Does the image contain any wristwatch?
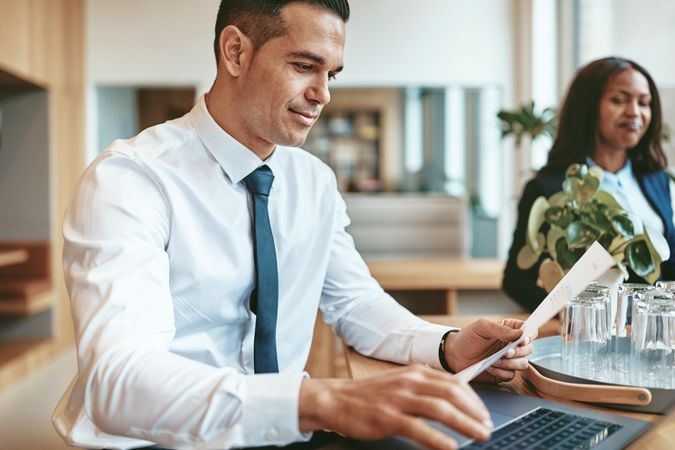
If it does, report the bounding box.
[438,329,461,373]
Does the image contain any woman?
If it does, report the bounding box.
[503,57,675,311]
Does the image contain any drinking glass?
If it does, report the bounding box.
[655,280,675,293]
[631,296,675,389]
[562,293,610,380]
[583,282,611,337]
[613,283,656,380]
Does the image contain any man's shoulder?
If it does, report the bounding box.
[102,116,198,163]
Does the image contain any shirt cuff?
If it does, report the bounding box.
[411,322,458,369]
[240,371,312,446]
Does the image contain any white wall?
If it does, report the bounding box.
[86,0,218,94]
[86,0,515,95]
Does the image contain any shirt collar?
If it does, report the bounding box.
[586,157,633,183]
[189,94,277,185]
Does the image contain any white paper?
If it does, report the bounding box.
[455,241,615,382]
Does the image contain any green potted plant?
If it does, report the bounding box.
[516,163,670,291]
[497,101,557,146]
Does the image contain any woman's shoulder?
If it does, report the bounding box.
[523,167,566,197]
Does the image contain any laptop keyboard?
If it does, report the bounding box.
[459,407,622,450]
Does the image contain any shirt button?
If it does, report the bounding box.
[264,428,278,441]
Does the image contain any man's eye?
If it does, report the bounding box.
[294,63,312,72]
[328,72,337,81]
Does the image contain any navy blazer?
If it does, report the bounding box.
[503,166,675,311]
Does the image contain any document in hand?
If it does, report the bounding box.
[455,241,615,382]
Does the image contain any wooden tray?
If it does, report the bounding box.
[525,336,675,414]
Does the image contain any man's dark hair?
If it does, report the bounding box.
[545,56,666,173]
[213,0,350,63]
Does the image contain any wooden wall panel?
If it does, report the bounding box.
[0,0,85,388]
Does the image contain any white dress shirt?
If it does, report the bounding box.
[52,96,451,450]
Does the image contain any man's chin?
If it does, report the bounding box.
[277,132,309,148]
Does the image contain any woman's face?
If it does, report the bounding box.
[597,68,652,153]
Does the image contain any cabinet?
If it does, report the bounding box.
[0,0,84,389]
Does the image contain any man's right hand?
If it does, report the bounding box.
[298,364,492,450]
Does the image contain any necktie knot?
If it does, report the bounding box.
[244,166,274,196]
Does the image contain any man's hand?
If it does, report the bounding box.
[444,319,537,383]
[299,365,492,450]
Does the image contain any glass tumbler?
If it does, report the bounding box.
[613,284,655,376]
[562,293,610,380]
[583,283,611,337]
[655,280,675,293]
[631,296,675,389]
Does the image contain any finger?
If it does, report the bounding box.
[402,395,491,442]
[492,357,529,371]
[398,416,460,450]
[500,318,525,330]
[479,321,523,343]
[414,370,491,424]
[485,366,516,381]
[507,343,534,359]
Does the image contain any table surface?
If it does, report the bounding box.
[343,314,675,450]
[365,258,503,290]
[0,249,28,268]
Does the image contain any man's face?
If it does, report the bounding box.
[238,3,345,152]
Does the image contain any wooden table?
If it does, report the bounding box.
[366,258,503,313]
[0,249,28,268]
[344,314,674,450]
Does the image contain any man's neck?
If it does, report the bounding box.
[205,89,275,160]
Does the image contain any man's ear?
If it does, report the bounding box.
[217,25,253,77]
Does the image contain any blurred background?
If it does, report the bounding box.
[1,0,675,448]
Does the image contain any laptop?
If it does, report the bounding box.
[321,386,659,450]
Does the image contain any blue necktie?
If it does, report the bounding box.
[243,166,279,373]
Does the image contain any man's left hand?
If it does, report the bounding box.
[443,318,537,383]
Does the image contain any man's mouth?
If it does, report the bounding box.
[289,108,319,126]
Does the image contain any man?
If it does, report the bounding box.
[53,1,535,449]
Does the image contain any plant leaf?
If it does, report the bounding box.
[588,166,604,184]
[517,245,540,270]
[644,225,671,261]
[593,190,622,210]
[527,196,549,251]
[539,259,565,293]
[555,238,585,270]
[576,174,600,203]
[567,222,600,249]
[611,214,634,239]
[625,239,656,279]
[566,164,583,178]
[546,225,566,259]
[548,191,569,207]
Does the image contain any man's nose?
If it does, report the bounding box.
[307,76,331,106]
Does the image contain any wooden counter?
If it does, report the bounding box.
[344,314,674,450]
[366,258,503,313]
[0,249,28,268]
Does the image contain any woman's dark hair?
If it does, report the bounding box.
[213,0,350,64]
[545,57,666,173]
